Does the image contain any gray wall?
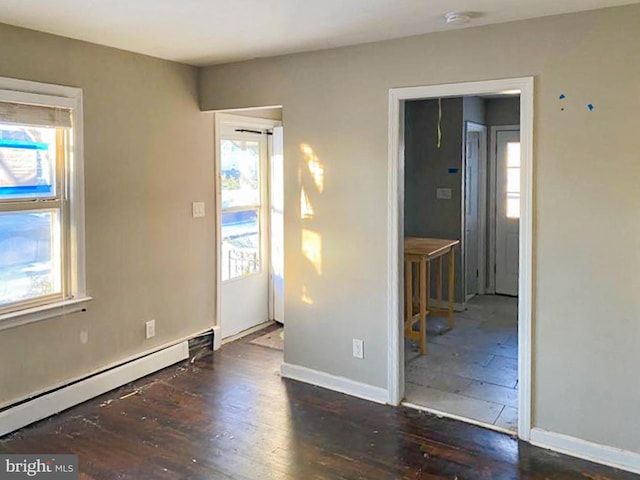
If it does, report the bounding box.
[485,97,520,126]
[404,98,465,303]
[404,96,489,304]
[198,4,640,454]
[463,96,486,125]
[0,23,215,407]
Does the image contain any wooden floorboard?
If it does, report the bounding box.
[0,325,637,479]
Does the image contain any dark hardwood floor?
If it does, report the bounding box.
[1,325,637,479]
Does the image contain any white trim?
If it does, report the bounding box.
[516,80,533,440]
[0,77,81,98]
[402,401,515,436]
[69,87,87,299]
[281,363,388,405]
[206,105,283,115]
[212,325,222,350]
[0,90,77,109]
[530,428,640,475]
[213,112,282,337]
[488,124,519,293]
[0,296,92,332]
[387,93,403,406]
[464,122,488,295]
[0,330,208,410]
[387,77,534,440]
[270,125,285,323]
[0,341,189,437]
[216,112,282,131]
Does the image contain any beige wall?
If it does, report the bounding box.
[200,4,640,453]
[0,24,215,406]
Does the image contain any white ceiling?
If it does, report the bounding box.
[0,0,637,66]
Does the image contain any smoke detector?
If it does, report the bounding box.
[444,12,472,25]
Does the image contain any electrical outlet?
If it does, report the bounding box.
[352,339,364,359]
[436,188,452,200]
[192,201,205,218]
[145,320,156,339]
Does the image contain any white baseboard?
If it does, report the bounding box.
[280,362,388,405]
[0,341,189,437]
[212,325,222,351]
[530,427,640,475]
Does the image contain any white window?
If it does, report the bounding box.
[0,77,88,328]
[505,141,521,219]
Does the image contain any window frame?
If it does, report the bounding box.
[0,77,90,331]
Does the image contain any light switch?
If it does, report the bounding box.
[436,188,452,200]
[192,201,205,218]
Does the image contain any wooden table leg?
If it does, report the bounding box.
[437,256,443,311]
[447,247,455,330]
[420,257,428,354]
[404,258,412,334]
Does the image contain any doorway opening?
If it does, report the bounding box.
[387,78,533,440]
[214,108,284,345]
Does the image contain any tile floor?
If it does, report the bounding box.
[404,294,518,431]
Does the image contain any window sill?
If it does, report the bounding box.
[0,297,92,332]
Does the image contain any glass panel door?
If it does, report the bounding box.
[220,138,262,281]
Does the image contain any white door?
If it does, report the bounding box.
[270,126,284,323]
[495,129,520,296]
[219,124,270,338]
[465,130,480,299]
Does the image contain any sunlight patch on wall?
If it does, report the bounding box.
[300,188,314,219]
[302,228,322,275]
[300,143,324,193]
[301,285,314,305]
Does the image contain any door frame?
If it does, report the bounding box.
[489,124,520,294]
[214,112,283,339]
[387,77,534,440]
[463,121,488,297]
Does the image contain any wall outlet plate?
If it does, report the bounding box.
[436,188,452,200]
[352,339,364,359]
[145,320,156,339]
[192,201,205,218]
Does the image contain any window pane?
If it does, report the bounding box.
[507,142,520,167]
[0,125,57,200]
[0,210,62,307]
[221,209,260,281]
[220,139,260,209]
[506,194,520,219]
[507,167,520,193]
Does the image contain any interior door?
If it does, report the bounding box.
[219,125,269,338]
[270,126,284,323]
[495,129,520,296]
[465,130,480,299]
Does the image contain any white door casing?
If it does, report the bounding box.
[270,126,285,323]
[495,129,521,296]
[464,129,480,299]
[387,77,534,441]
